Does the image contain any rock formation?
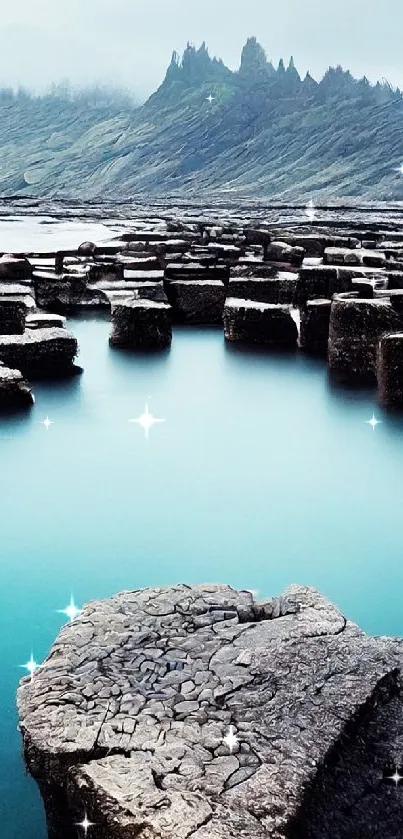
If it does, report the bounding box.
[17,583,403,839]
[377,332,403,407]
[328,292,403,381]
[224,299,298,347]
[0,327,78,375]
[110,299,172,349]
[164,280,226,323]
[0,363,34,407]
[299,298,332,355]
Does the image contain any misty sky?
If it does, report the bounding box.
[0,0,402,98]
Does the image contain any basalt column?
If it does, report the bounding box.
[110,299,172,349]
[377,332,403,408]
[328,292,403,381]
[300,299,332,355]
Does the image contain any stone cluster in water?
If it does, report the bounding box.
[3,211,403,405]
[17,584,403,838]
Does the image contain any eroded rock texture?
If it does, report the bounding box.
[17,584,403,839]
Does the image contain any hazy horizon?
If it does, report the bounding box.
[0,0,402,99]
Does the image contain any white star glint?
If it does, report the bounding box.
[395,163,403,175]
[75,813,95,836]
[40,416,54,431]
[206,94,215,104]
[222,725,239,754]
[58,595,82,623]
[386,766,403,786]
[21,653,39,682]
[305,199,317,221]
[366,413,382,431]
[128,402,165,439]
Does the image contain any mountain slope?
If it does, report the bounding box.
[0,39,403,201]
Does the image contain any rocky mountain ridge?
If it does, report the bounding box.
[0,38,402,201]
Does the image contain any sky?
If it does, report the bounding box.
[0,0,402,99]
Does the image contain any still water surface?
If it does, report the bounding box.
[1,222,403,838]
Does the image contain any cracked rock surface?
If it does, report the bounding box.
[17,584,403,838]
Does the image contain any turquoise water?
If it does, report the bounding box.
[2,310,403,836]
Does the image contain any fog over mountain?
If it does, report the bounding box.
[0,37,402,201]
[0,0,402,97]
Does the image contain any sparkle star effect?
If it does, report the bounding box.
[395,163,403,175]
[128,402,165,439]
[305,199,317,221]
[75,813,96,836]
[386,766,403,786]
[206,94,215,104]
[20,653,39,681]
[222,725,239,753]
[366,413,382,431]
[40,416,54,431]
[57,595,82,623]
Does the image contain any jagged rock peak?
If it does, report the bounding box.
[164,41,232,86]
[278,57,286,74]
[286,56,301,81]
[239,36,272,77]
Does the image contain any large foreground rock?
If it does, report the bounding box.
[110,299,172,349]
[17,584,403,839]
[224,298,298,346]
[0,327,78,374]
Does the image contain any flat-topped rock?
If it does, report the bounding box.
[227,275,297,305]
[110,299,172,349]
[0,327,78,374]
[17,583,403,839]
[324,247,386,268]
[0,364,34,407]
[25,313,66,330]
[165,280,226,324]
[328,292,403,380]
[296,266,350,305]
[224,298,298,346]
[33,271,109,311]
[165,263,230,284]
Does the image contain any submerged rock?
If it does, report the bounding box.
[0,327,78,375]
[110,299,172,349]
[0,364,33,407]
[17,583,403,839]
[224,298,298,346]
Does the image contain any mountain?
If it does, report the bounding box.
[0,39,403,201]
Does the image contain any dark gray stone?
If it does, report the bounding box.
[165,280,226,323]
[110,299,172,349]
[17,584,403,839]
[328,292,403,380]
[299,298,332,355]
[227,274,297,305]
[224,298,298,346]
[0,254,33,281]
[0,364,34,407]
[0,327,78,375]
[377,332,403,407]
[0,298,27,335]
